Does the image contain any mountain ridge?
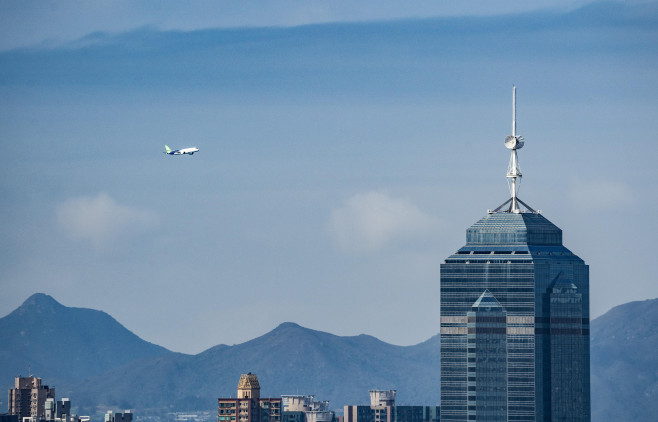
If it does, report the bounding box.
[590,297,658,421]
[0,293,171,385]
[2,293,657,420]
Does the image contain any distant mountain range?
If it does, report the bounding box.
[1,293,657,421]
[0,294,440,413]
[0,293,170,383]
[67,321,440,413]
[590,297,658,421]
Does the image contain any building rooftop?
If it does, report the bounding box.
[237,373,260,391]
[466,212,562,246]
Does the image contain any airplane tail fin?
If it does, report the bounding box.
[164,145,172,154]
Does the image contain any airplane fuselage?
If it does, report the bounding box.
[165,147,199,155]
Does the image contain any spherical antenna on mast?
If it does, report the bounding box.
[505,134,524,150]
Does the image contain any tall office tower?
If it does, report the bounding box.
[8,376,56,421]
[218,374,281,422]
[439,87,590,422]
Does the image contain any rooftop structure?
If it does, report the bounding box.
[237,373,260,400]
[344,390,438,422]
[281,395,334,422]
[368,391,396,408]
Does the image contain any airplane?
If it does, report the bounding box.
[164,145,199,155]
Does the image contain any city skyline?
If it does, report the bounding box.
[1,0,657,354]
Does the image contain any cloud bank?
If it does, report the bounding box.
[56,193,158,248]
[328,191,441,253]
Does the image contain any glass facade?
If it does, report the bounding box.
[440,212,590,422]
[467,291,508,421]
[547,278,585,421]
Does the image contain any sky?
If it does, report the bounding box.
[1,0,657,354]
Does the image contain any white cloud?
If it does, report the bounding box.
[328,191,441,253]
[568,179,632,211]
[56,193,158,248]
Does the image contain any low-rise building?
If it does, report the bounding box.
[344,390,439,422]
[281,396,335,422]
[7,376,89,422]
[8,377,55,422]
[105,410,132,422]
[218,374,281,422]
[45,398,71,421]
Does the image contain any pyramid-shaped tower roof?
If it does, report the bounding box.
[466,212,562,246]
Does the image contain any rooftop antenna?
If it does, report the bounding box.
[505,85,524,213]
[489,86,537,214]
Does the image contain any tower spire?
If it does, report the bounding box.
[490,86,537,214]
[505,85,523,213]
[512,85,517,138]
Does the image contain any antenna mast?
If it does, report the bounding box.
[505,85,524,213]
[490,86,537,215]
[512,85,516,137]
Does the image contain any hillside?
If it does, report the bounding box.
[590,298,658,421]
[0,293,172,388]
[3,293,658,421]
[67,322,441,412]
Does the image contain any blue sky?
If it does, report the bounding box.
[0,0,591,51]
[1,0,657,354]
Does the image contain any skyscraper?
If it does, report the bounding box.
[439,87,590,422]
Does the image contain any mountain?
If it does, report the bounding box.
[590,298,658,421]
[0,293,171,387]
[3,293,658,421]
[0,295,440,413]
[67,322,440,412]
